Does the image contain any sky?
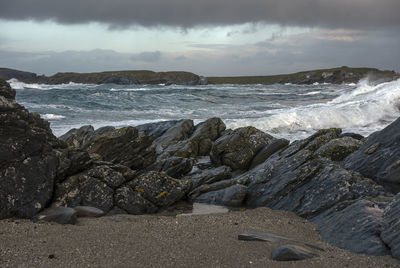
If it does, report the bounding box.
[0,0,399,76]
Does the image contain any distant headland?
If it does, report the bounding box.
[0,66,398,85]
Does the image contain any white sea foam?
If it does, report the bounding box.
[7,79,90,90]
[41,114,66,120]
[226,78,400,139]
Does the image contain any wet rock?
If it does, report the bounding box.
[194,184,247,207]
[114,186,158,214]
[149,156,195,178]
[189,176,250,200]
[53,166,119,213]
[85,126,156,170]
[59,125,95,148]
[0,79,63,219]
[129,171,190,207]
[381,193,400,259]
[340,132,364,141]
[73,206,104,217]
[35,207,77,224]
[153,120,194,152]
[271,245,318,261]
[186,165,232,190]
[315,137,363,161]
[249,138,289,169]
[344,117,400,192]
[312,199,390,256]
[136,120,181,138]
[210,126,274,171]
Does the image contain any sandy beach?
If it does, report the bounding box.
[1,207,399,268]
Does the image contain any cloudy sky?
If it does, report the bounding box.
[1,0,399,76]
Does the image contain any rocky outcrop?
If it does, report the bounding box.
[0,79,64,219]
[0,68,204,85]
[344,117,400,193]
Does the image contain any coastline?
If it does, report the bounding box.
[1,77,400,265]
[2,207,399,267]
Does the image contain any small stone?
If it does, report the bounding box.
[73,206,104,217]
[35,207,77,225]
[48,254,55,259]
[270,245,318,261]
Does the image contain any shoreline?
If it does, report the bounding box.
[2,207,399,267]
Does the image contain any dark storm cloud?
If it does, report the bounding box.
[1,0,399,29]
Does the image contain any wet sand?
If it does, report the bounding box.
[1,207,399,267]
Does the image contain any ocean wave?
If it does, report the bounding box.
[7,79,92,90]
[226,78,400,139]
[41,114,66,120]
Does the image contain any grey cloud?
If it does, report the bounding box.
[1,0,399,29]
[130,51,161,62]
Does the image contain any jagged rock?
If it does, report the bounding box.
[344,117,400,192]
[249,138,289,169]
[315,137,363,161]
[149,156,195,178]
[136,120,181,138]
[53,165,130,213]
[129,171,190,207]
[194,184,247,207]
[153,120,194,153]
[114,186,158,214]
[186,165,232,190]
[340,132,364,140]
[85,126,156,170]
[59,125,95,148]
[35,207,77,224]
[312,200,390,256]
[0,79,64,219]
[55,148,92,182]
[73,206,104,217]
[270,245,318,261]
[210,126,274,171]
[189,176,250,200]
[381,193,400,259]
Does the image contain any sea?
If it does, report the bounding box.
[8,78,400,141]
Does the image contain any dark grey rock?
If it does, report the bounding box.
[271,245,318,261]
[136,120,181,138]
[194,184,247,207]
[85,126,156,170]
[114,186,157,214]
[0,79,63,219]
[186,165,232,190]
[149,156,195,178]
[312,199,390,256]
[35,207,77,224]
[210,126,274,171]
[59,125,95,148]
[129,171,190,207]
[381,193,400,259]
[238,232,324,251]
[73,206,104,217]
[154,120,194,152]
[344,117,400,193]
[249,138,289,169]
[53,167,117,213]
[189,176,250,200]
[315,137,363,161]
[340,132,364,141]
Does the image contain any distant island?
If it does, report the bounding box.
[0,66,398,85]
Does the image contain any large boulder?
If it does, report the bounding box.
[53,164,134,213]
[0,79,64,219]
[128,171,190,207]
[210,126,274,171]
[381,193,400,259]
[344,117,400,193]
[313,200,390,256]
